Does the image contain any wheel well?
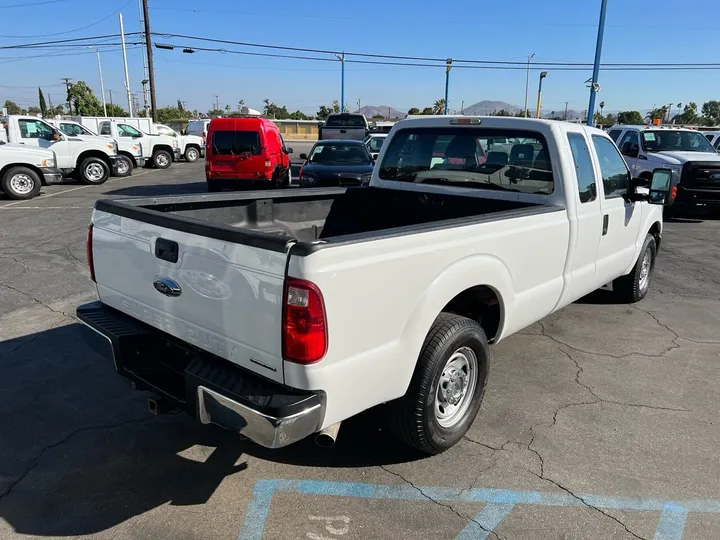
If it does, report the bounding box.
[649,221,662,251]
[153,145,173,155]
[118,150,136,166]
[0,163,44,183]
[78,150,111,167]
[185,143,200,151]
[441,285,502,342]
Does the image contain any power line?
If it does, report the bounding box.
[0,0,69,9]
[0,33,140,50]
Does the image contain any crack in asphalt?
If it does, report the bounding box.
[0,416,152,503]
[379,465,505,540]
[0,282,74,320]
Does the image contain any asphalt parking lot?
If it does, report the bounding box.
[1,156,719,540]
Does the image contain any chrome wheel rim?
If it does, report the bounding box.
[435,346,478,428]
[186,148,198,161]
[117,159,130,175]
[156,154,169,167]
[85,163,105,181]
[638,248,652,292]
[10,173,34,194]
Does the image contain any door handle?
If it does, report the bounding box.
[602,214,609,235]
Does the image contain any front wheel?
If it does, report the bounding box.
[115,155,133,177]
[613,234,657,303]
[153,150,172,169]
[386,313,490,455]
[1,166,42,200]
[79,157,109,185]
[184,147,200,162]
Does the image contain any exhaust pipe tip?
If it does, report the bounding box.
[314,422,341,448]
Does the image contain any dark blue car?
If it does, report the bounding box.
[298,139,374,188]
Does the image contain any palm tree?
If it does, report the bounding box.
[433,98,446,115]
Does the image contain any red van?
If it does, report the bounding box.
[205,117,293,191]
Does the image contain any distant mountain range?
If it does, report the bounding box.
[355,105,406,119]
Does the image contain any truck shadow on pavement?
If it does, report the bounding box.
[103,182,210,197]
[0,323,417,537]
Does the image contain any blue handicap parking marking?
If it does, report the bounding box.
[238,479,720,540]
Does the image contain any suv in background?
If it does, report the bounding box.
[608,125,720,215]
[205,117,293,191]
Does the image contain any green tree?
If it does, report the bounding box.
[263,99,291,119]
[316,100,341,120]
[38,87,47,116]
[493,109,513,117]
[701,100,720,126]
[225,104,231,115]
[514,110,527,117]
[156,106,192,124]
[646,106,668,122]
[106,104,127,117]
[288,110,311,120]
[617,110,644,124]
[3,100,23,114]
[371,113,385,120]
[207,108,224,117]
[67,81,102,116]
[432,98,446,114]
[27,106,41,115]
[420,107,433,115]
[177,99,184,112]
[407,107,420,115]
[673,102,699,125]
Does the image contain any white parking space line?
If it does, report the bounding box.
[0,169,154,209]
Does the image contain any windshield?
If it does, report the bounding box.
[641,130,716,153]
[212,130,261,155]
[117,124,142,137]
[378,127,553,194]
[60,123,94,136]
[325,115,366,128]
[308,142,372,164]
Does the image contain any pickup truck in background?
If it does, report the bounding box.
[47,119,144,177]
[79,118,180,169]
[607,124,720,216]
[319,113,368,140]
[154,123,205,162]
[1,115,120,184]
[0,142,62,199]
[77,117,671,455]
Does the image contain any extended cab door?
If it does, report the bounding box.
[617,128,642,176]
[591,135,642,286]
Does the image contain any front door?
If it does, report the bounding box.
[617,129,642,176]
[591,135,642,286]
[17,118,71,169]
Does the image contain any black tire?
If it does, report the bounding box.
[613,234,657,303]
[79,157,110,185]
[184,146,200,162]
[272,168,285,189]
[206,179,221,192]
[1,166,42,200]
[386,313,490,455]
[153,150,172,169]
[115,155,133,177]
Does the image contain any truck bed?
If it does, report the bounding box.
[96,186,554,254]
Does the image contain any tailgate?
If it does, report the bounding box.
[90,208,288,383]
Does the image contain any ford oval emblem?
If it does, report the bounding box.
[710,173,720,180]
[153,276,182,297]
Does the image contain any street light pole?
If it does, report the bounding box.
[586,0,608,126]
[444,58,452,115]
[88,47,108,116]
[535,71,547,118]
[524,53,535,118]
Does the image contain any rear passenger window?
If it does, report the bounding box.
[567,133,597,203]
[592,136,630,198]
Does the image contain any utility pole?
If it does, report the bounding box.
[61,77,73,115]
[535,71,547,118]
[48,94,53,113]
[119,13,133,117]
[138,0,150,117]
[141,0,158,121]
[524,53,535,117]
[336,53,345,112]
[461,101,464,115]
[586,0,608,126]
[215,95,220,112]
[108,89,113,109]
[444,58,452,115]
[564,101,568,120]
[357,98,361,112]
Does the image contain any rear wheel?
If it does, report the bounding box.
[184,147,200,162]
[115,155,133,177]
[613,234,656,303]
[1,167,42,200]
[153,150,172,169]
[386,313,490,455]
[79,157,109,185]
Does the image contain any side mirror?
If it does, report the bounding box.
[299,153,308,160]
[648,168,672,205]
[286,147,294,154]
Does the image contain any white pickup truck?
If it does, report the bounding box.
[1,115,121,184]
[77,117,671,454]
[47,119,144,177]
[0,142,62,199]
[154,123,205,162]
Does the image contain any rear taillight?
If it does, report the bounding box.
[670,186,677,200]
[282,278,327,364]
[86,224,96,282]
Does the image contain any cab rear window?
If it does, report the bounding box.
[211,131,261,155]
[325,115,366,128]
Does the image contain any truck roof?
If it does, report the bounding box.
[609,124,700,132]
[395,115,607,136]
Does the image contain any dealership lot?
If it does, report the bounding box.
[1,161,719,539]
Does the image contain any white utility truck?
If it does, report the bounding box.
[0,142,62,199]
[1,115,120,184]
[47,119,144,177]
[153,123,204,162]
[76,117,180,169]
[77,117,671,454]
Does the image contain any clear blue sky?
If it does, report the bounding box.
[2,0,719,116]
